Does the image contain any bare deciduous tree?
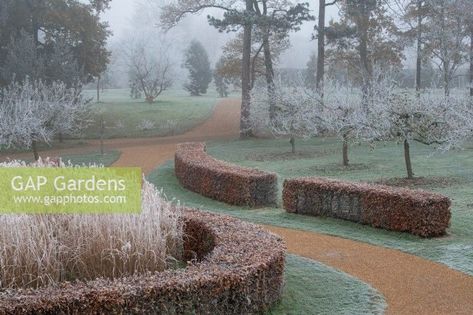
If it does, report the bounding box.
[127,42,173,104]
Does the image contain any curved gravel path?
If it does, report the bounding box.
[4,99,473,314]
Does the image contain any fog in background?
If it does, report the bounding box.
[102,0,339,73]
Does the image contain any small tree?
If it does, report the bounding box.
[250,78,322,153]
[320,80,369,166]
[366,74,471,179]
[0,79,91,160]
[128,43,173,104]
[183,40,212,96]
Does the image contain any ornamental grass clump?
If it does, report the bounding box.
[0,159,183,289]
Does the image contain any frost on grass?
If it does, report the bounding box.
[0,159,183,289]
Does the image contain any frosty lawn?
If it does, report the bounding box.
[81,88,218,139]
[271,255,385,315]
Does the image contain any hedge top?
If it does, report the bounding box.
[176,142,276,178]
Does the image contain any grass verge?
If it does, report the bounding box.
[271,254,385,315]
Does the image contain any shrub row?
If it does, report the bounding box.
[0,209,286,314]
[283,177,451,237]
[175,142,278,207]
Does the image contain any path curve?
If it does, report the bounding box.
[265,226,473,315]
[111,98,240,173]
[4,99,473,314]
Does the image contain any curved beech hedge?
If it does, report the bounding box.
[0,209,286,314]
[175,142,278,207]
[283,177,451,237]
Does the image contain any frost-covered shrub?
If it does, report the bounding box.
[0,160,183,289]
[0,79,92,160]
[166,119,179,135]
[137,119,156,132]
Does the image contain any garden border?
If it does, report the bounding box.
[283,177,451,237]
[0,209,286,314]
[175,142,278,207]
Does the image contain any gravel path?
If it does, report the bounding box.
[4,98,473,314]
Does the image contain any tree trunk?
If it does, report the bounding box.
[100,115,105,156]
[58,132,63,143]
[404,139,414,179]
[415,0,422,94]
[263,33,276,122]
[470,28,473,97]
[342,136,349,166]
[290,137,296,154]
[316,0,326,91]
[146,96,155,104]
[443,65,450,96]
[32,140,39,161]
[359,12,371,111]
[97,75,101,103]
[240,0,254,139]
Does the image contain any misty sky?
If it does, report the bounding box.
[102,0,340,68]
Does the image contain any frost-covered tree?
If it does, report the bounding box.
[250,77,323,153]
[127,42,173,104]
[183,40,212,96]
[251,75,371,162]
[0,79,91,160]
[320,80,369,166]
[366,73,473,179]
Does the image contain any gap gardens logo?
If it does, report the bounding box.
[0,168,142,214]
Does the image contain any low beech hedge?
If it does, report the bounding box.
[175,142,278,207]
[0,209,286,314]
[283,177,451,237]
